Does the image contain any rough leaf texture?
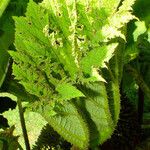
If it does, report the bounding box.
[10,0,136,148]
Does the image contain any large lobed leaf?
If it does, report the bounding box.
[10,0,136,148]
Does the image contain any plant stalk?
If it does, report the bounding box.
[17,99,30,150]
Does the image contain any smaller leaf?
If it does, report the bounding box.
[81,43,117,76]
[102,0,136,41]
[56,83,85,100]
[102,25,125,41]
[133,21,147,42]
[3,103,47,149]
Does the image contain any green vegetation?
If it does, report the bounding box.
[0,0,150,149]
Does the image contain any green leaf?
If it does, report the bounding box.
[100,0,121,14]
[78,82,115,146]
[9,0,136,148]
[56,83,85,100]
[42,81,120,147]
[0,0,10,18]
[102,0,136,41]
[0,93,47,149]
[3,102,47,149]
[41,101,89,149]
[133,21,147,41]
[81,43,118,76]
